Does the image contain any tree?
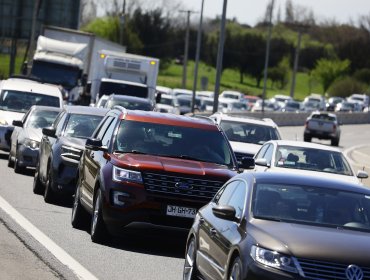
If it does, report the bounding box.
[269,56,290,89]
[311,58,351,93]
[328,77,367,98]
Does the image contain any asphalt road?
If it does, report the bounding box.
[0,123,369,280]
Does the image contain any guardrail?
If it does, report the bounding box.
[195,111,370,126]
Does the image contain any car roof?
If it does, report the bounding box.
[30,105,63,112]
[235,172,370,194]
[117,109,219,130]
[264,139,341,152]
[63,105,109,116]
[210,112,278,127]
[0,78,62,97]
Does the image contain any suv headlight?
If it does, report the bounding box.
[24,138,40,149]
[112,166,143,183]
[61,145,82,159]
[250,245,298,274]
[0,119,8,125]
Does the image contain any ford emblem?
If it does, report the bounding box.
[346,265,363,280]
[175,182,193,190]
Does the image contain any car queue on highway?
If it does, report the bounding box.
[1,76,370,280]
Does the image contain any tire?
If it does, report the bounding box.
[90,189,109,243]
[33,165,44,195]
[331,138,339,146]
[303,135,311,142]
[8,153,14,168]
[183,237,199,280]
[44,165,56,203]
[14,149,25,174]
[71,181,89,230]
[229,256,243,280]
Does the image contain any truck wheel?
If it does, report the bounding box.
[14,149,26,174]
[8,153,14,168]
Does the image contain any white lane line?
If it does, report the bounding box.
[0,195,98,280]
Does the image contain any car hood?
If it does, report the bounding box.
[0,110,24,126]
[250,219,370,265]
[113,153,236,178]
[230,141,260,155]
[258,167,361,184]
[23,128,43,142]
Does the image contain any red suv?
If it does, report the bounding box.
[71,107,252,243]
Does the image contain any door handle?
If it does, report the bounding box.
[91,153,94,159]
[199,217,204,224]
[210,228,217,236]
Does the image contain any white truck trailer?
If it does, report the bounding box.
[30,26,127,103]
[90,50,160,104]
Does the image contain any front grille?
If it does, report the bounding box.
[234,152,254,163]
[296,257,370,279]
[142,172,225,200]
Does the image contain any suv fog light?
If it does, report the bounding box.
[113,191,130,206]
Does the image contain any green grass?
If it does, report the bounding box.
[158,60,324,101]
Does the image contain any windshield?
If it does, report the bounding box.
[31,61,80,90]
[0,90,60,113]
[253,183,370,231]
[274,146,353,176]
[221,120,280,145]
[114,120,234,166]
[159,97,174,106]
[64,114,104,139]
[26,110,60,129]
[99,82,148,99]
[105,99,153,110]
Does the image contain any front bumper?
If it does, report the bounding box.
[52,156,80,195]
[16,145,39,168]
[101,181,206,234]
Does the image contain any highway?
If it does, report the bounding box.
[0,124,369,280]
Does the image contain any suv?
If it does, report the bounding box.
[210,113,282,164]
[0,77,63,151]
[71,107,252,243]
[304,111,341,146]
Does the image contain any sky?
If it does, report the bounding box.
[181,0,370,26]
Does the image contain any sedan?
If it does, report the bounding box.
[8,105,62,173]
[253,140,368,184]
[184,172,370,280]
[33,105,108,203]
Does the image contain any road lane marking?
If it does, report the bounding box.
[344,144,370,169]
[0,195,98,280]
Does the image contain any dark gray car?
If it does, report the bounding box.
[32,105,108,203]
[184,172,370,280]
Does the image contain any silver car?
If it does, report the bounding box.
[8,105,62,173]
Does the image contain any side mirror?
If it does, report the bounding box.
[85,138,108,152]
[357,170,369,179]
[254,158,270,167]
[42,127,56,138]
[12,120,23,127]
[212,205,238,222]
[239,156,255,169]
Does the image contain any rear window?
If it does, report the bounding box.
[311,114,336,121]
[0,90,60,113]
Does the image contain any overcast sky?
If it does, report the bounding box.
[181,0,370,26]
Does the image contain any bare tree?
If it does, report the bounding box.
[80,0,97,26]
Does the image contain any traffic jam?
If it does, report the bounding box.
[1,20,370,280]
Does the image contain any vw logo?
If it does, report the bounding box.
[345,265,363,280]
[175,182,193,190]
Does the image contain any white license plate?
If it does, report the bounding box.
[166,205,197,218]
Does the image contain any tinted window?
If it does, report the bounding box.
[101,118,117,147]
[105,99,153,111]
[64,114,104,139]
[26,110,60,129]
[215,181,240,205]
[228,182,247,219]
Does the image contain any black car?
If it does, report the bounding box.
[184,172,370,280]
[103,94,155,111]
[33,105,108,203]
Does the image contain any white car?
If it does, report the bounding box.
[209,112,282,164]
[155,93,180,114]
[347,93,369,111]
[219,90,244,101]
[253,140,368,184]
[0,78,63,151]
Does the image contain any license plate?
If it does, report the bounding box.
[166,205,197,218]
